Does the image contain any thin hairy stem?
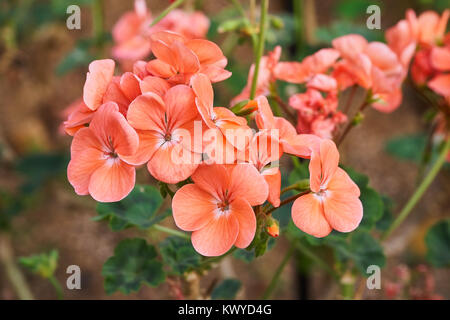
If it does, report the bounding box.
[153,224,190,240]
[150,0,185,27]
[262,245,294,299]
[249,0,269,99]
[382,137,450,240]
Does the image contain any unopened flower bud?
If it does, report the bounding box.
[266,218,279,238]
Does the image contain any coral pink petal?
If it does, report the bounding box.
[88,160,135,202]
[127,93,166,132]
[200,65,232,82]
[102,80,130,114]
[274,62,309,83]
[282,133,321,158]
[428,74,450,97]
[230,198,256,248]
[292,193,332,238]
[67,147,105,196]
[263,169,281,207]
[255,96,276,129]
[228,164,268,206]
[365,42,400,71]
[172,41,200,74]
[140,76,171,96]
[191,214,239,256]
[165,85,197,129]
[146,59,177,79]
[172,184,218,232]
[191,163,229,200]
[70,127,100,158]
[332,34,368,59]
[323,192,363,233]
[120,130,162,166]
[147,142,199,184]
[307,74,337,92]
[327,167,360,197]
[191,73,214,111]
[319,139,339,187]
[120,72,141,101]
[430,47,450,71]
[150,31,186,46]
[186,39,225,64]
[83,59,115,110]
[89,102,139,157]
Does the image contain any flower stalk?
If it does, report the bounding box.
[382,137,450,240]
[249,0,269,99]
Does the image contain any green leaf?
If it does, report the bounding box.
[102,238,165,295]
[425,219,450,268]
[159,237,201,275]
[385,134,426,162]
[288,160,310,186]
[95,185,167,231]
[233,238,276,263]
[0,190,25,230]
[211,279,241,300]
[217,18,245,33]
[19,249,59,279]
[336,0,383,19]
[342,166,369,189]
[376,196,394,231]
[56,44,94,76]
[335,232,386,274]
[342,166,383,231]
[359,186,384,230]
[16,152,68,193]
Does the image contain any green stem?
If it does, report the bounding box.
[294,240,340,280]
[293,0,303,55]
[382,137,450,241]
[92,0,104,39]
[265,190,310,215]
[49,276,63,300]
[280,179,310,195]
[262,245,294,299]
[336,99,369,147]
[150,0,185,27]
[228,0,257,51]
[249,0,269,99]
[153,224,190,240]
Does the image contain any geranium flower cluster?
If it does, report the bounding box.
[63,28,364,256]
[387,9,450,160]
[111,0,209,70]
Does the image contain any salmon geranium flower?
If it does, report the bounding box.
[240,131,282,207]
[125,85,202,184]
[146,31,231,85]
[191,73,252,160]
[67,102,139,202]
[172,163,269,256]
[292,139,363,237]
[255,96,321,158]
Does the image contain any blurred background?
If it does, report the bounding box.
[0,0,449,299]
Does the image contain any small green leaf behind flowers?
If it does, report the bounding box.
[94,185,169,231]
[159,237,202,275]
[425,219,450,268]
[19,249,59,279]
[102,238,165,295]
[211,279,242,300]
[343,166,384,230]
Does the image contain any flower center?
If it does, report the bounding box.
[164,133,172,142]
[108,151,119,158]
[217,200,230,212]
